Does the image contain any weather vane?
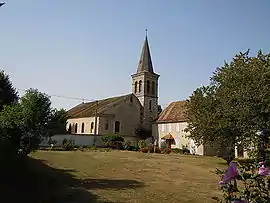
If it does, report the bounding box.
[145,28,148,37]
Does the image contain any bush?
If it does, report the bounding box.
[140,148,148,153]
[162,148,172,154]
[138,140,147,149]
[102,134,124,149]
[172,148,183,154]
[155,147,161,153]
[62,138,75,151]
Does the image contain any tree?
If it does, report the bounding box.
[157,105,162,115]
[19,88,54,154]
[48,108,69,135]
[0,70,18,111]
[135,125,152,140]
[186,50,270,161]
[0,104,23,158]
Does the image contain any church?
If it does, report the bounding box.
[66,34,160,144]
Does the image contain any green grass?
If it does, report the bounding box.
[2,150,226,203]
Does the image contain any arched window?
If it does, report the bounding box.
[139,80,142,92]
[152,81,155,94]
[130,96,133,103]
[81,122,85,133]
[149,100,152,110]
[90,122,94,133]
[68,123,72,133]
[147,80,150,93]
[115,121,120,133]
[75,123,78,133]
[135,81,138,93]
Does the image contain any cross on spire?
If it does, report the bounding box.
[145,29,148,37]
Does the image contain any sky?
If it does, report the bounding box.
[0,0,270,110]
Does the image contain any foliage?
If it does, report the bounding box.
[0,88,69,156]
[0,104,23,157]
[0,70,19,111]
[160,140,167,150]
[138,139,147,149]
[140,147,148,153]
[102,134,124,149]
[48,108,69,135]
[172,148,183,154]
[62,138,75,151]
[214,160,270,203]
[161,148,172,154]
[154,147,161,153]
[135,125,152,140]
[47,138,57,146]
[157,105,163,115]
[186,50,270,159]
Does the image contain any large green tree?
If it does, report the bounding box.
[0,70,18,110]
[0,88,69,156]
[186,50,270,160]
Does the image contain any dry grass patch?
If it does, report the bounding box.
[26,150,226,203]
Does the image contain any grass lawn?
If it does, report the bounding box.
[2,150,226,203]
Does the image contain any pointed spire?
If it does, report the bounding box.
[137,29,154,73]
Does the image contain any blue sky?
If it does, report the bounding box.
[0,0,270,110]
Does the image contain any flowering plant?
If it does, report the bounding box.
[213,161,270,203]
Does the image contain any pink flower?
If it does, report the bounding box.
[258,164,270,176]
[219,162,239,185]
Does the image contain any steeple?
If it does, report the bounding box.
[137,29,154,73]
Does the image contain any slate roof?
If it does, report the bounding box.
[137,36,154,73]
[157,101,189,123]
[67,94,132,118]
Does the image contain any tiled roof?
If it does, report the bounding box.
[67,94,132,118]
[157,101,188,123]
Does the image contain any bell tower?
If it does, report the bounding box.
[131,30,160,128]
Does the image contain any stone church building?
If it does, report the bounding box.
[67,35,159,143]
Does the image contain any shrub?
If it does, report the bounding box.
[162,148,172,154]
[138,140,147,149]
[172,148,183,154]
[88,146,97,150]
[147,144,154,153]
[123,141,132,150]
[140,148,148,153]
[102,134,124,149]
[62,138,75,151]
[155,147,161,153]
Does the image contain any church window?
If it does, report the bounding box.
[90,122,94,133]
[139,80,142,92]
[152,81,155,94]
[81,122,85,133]
[135,81,138,93]
[68,123,72,133]
[130,96,133,103]
[149,100,152,110]
[75,123,78,133]
[105,121,109,130]
[147,80,150,93]
[115,121,120,133]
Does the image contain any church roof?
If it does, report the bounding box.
[67,94,133,119]
[157,101,189,123]
[137,36,154,73]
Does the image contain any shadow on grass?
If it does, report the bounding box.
[0,156,144,203]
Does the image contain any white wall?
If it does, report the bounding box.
[40,134,103,147]
[152,121,203,155]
